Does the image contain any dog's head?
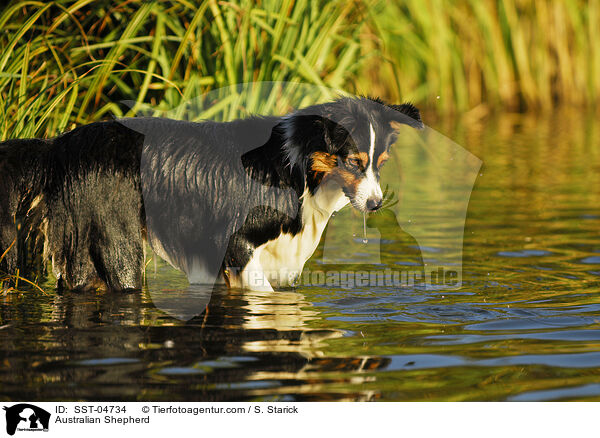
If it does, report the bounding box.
[283,96,423,212]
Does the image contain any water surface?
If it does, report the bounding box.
[1,111,599,401]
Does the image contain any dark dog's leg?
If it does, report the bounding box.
[0,216,17,274]
[46,224,102,292]
[48,220,144,292]
[0,170,17,276]
[93,182,145,291]
[46,177,145,291]
[88,221,144,292]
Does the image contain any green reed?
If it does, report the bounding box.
[369,0,599,113]
[0,0,370,139]
[0,0,598,135]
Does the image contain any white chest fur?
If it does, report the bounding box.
[239,181,349,290]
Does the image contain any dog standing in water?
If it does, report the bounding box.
[0,97,422,291]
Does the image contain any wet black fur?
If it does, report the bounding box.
[0,97,421,291]
[0,123,145,290]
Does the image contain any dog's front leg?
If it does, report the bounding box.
[239,251,274,292]
[224,237,273,291]
[241,271,274,292]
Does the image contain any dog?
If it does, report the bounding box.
[0,96,422,292]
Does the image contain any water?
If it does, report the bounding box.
[1,111,600,401]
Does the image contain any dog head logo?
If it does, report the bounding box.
[3,404,50,435]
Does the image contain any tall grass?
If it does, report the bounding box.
[369,0,600,113]
[0,0,598,136]
[0,0,371,140]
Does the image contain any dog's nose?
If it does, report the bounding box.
[366,197,383,211]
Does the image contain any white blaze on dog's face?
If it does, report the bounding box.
[353,123,384,211]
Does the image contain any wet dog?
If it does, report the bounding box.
[0,97,422,291]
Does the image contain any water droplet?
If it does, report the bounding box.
[362,212,368,244]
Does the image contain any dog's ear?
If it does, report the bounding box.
[281,115,318,190]
[388,103,424,130]
[322,116,352,154]
[283,114,349,166]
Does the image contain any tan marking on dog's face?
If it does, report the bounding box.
[377,150,389,168]
[311,151,337,173]
[328,167,361,194]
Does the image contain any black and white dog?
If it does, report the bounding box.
[0,96,422,291]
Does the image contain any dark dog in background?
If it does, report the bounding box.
[0,123,145,290]
[0,97,422,291]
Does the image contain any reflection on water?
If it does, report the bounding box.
[1,110,600,401]
[0,287,387,401]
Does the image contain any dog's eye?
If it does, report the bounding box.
[347,158,362,168]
